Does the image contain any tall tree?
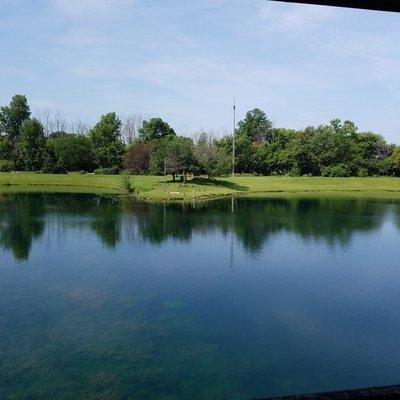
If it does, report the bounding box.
[89,112,124,168]
[149,135,171,175]
[0,95,31,160]
[17,118,45,171]
[165,136,195,181]
[139,117,176,141]
[237,108,274,144]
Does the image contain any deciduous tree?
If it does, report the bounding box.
[237,108,274,144]
[139,117,176,141]
[0,95,31,160]
[45,133,94,173]
[89,112,124,168]
[165,136,195,181]
[123,140,150,173]
[17,118,45,171]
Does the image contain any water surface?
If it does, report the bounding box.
[1,193,400,399]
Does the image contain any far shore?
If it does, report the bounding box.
[2,172,400,202]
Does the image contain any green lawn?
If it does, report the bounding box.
[1,172,400,201]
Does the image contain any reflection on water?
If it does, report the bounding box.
[0,193,398,260]
[1,193,400,400]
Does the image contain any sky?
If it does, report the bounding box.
[1,0,399,141]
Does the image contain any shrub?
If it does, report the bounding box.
[357,167,369,177]
[0,159,14,172]
[321,164,351,177]
[94,167,119,175]
[42,162,66,174]
[54,164,67,174]
[121,174,135,193]
[288,165,300,177]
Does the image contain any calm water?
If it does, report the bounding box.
[1,193,400,400]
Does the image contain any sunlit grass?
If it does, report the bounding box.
[1,172,400,200]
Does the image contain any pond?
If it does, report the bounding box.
[1,193,400,400]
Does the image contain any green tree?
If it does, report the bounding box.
[0,95,31,161]
[354,131,391,175]
[17,118,45,171]
[194,133,231,177]
[193,132,209,174]
[44,133,94,173]
[268,128,298,175]
[165,136,195,181]
[311,123,353,171]
[0,137,11,166]
[252,143,270,175]
[89,112,124,168]
[138,117,176,141]
[390,147,400,176]
[235,134,254,173]
[237,108,274,144]
[149,136,171,175]
[287,127,319,175]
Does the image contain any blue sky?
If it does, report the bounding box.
[1,0,399,141]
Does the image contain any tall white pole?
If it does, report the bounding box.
[232,98,236,178]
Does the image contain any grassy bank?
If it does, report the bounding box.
[1,172,400,200]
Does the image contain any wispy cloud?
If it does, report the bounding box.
[0,0,399,140]
[134,57,330,95]
[325,30,400,92]
[49,0,138,49]
[260,2,337,33]
[51,0,136,22]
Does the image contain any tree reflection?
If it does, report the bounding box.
[0,193,45,260]
[125,197,389,252]
[90,200,120,248]
[0,193,396,261]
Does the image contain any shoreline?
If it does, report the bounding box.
[2,173,400,202]
[3,187,400,203]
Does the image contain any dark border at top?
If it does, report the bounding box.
[270,0,400,12]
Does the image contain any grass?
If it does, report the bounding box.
[2,172,400,201]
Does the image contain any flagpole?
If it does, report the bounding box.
[232,99,236,177]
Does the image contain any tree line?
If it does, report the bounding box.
[1,94,400,178]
